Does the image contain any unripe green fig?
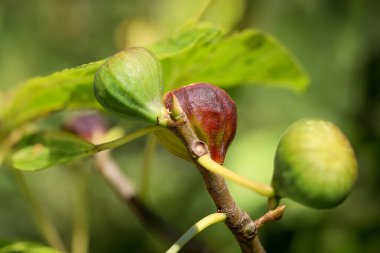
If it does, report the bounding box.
[156,83,237,164]
[94,47,163,124]
[272,119,358,209]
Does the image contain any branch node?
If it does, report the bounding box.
[190,141,209,158]
[254,205,286,231]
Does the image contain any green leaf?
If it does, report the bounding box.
[1,60,105,133]
[197,0,246,31]
[147,22,223,59]
[11,132,95,171]
[0,241,60,253]
[1,23,309,135]
[161,29,309,92]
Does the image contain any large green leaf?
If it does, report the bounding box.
[1,60,105,133]
[1,24,308,136]
[198,0,246,31]
[147,22,223,59]
[0,241,60,253]
[11,131,95,171]
[161,29,309,91]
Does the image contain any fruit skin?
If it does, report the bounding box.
[94,47,163,124]
[272,119,358,209]
[161,83,237,164]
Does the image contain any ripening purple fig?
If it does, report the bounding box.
[159,83,237,164]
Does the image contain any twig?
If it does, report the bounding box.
[195,167,286,253]
[93,150,212,253]
[255,205,285,230]
[69,165,89,253]
[140,134,157,199]
[195,164,264,253]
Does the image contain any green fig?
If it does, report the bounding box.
[94,47,163,124]
[156,83,237,164]
[272,119,358,209]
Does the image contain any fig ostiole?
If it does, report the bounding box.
[271,119,358,209]
[94,47,164,124]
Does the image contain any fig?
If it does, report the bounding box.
[64,113,108,142]
[94,47,163,124]
[272,119,358,209]
[157,83,237,164]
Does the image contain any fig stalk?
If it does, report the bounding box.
[93,126,160,153]
[197,155,275,197]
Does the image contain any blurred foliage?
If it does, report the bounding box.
[0,241,60,253]
[11,131,95,171]
[0,0,379,253]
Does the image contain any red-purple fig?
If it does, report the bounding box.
[64,113,108,142]
[159,83,237,164]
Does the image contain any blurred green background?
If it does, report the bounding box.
[0,0,379,252]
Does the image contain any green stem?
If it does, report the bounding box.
[12,170,67,252]
[140,134,157,199]
[93,126,160,152]
[0,127,24,167]
[70,166,89,253]
[193,0,213,22]
[197,155,275,197]
[166,213,227,253]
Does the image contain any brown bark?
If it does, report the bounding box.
[196,163,266,253]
